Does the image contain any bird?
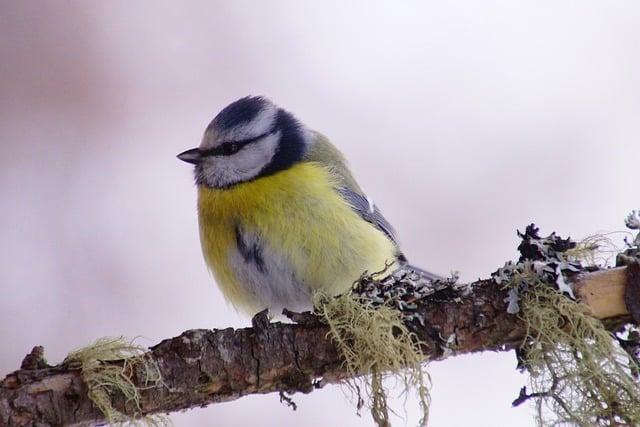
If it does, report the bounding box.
[178,96,439,316]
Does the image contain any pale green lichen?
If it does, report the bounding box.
[64,336,167,426]
[520,284,640,426]
[562,233,626,267]
[497,224,640,426]
[314,267,432,427]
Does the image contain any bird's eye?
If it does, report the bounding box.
[221,142,239,156]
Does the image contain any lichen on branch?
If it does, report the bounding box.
[1,216,639,427]
[313,265,444,427]
[62,337,166,426]
[496,224,640,426]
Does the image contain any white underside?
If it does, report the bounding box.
[226,229,313,314]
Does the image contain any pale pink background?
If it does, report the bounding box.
[1,2,639,426]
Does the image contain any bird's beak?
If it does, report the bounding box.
[177,148,202,165]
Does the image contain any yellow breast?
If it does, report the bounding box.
[197,162,398,314]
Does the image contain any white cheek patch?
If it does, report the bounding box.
[200,131,280,187]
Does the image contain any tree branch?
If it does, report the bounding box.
[1,264,637,426]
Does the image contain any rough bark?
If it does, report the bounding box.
[1,266,637,427]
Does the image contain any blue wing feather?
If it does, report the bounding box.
[336,187,399,245]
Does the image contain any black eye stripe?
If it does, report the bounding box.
[200,128,275,157]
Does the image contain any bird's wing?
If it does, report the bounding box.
[335,187,399,246]
[303,131,400,245]
[303,132,443,280]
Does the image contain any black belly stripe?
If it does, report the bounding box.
[234,225,266,273]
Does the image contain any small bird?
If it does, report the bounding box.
[178,96,438,315]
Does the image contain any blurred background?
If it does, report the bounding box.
[1,1,639,426]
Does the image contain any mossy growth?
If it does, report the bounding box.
[520,284,640,426]
[63,336,167,426]
[314,266,434,427]
[563,232,629,267]
[497,223,640,426]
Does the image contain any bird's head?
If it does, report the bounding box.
[177,96,309,188]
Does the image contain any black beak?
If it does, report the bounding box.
[177,148,202,165]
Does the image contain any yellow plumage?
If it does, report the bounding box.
[198,161,397,314]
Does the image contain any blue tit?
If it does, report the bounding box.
[178,96,438,315]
